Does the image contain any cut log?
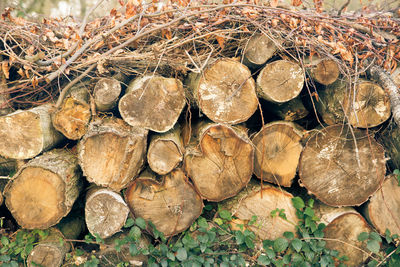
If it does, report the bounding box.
[78,117,148,191]
[364,175,400,237]
[27,228,70,267]
[147,124,184,175]
[316,79,391,128]
[119,75,185,133]
[185,58,258,125]
[125,169,203,237]
[242,33,278,68]
[256,60,304,103]
[183,122,254,201]
[299,125,386,206]
[252,121,304,187]
[56,212,85,240]
[85,186,130,239]
[323,212,373,266]
[0,104,64,159]
[220,180,298,241]
[4,149,82,229]
[312,200,358,225]
[93,77,122,112]
[306,57,340,85]
[379,122,400,169]
[51,83,91,140]
[264,96,309,121]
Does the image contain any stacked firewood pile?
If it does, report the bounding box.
[0,1,400,266]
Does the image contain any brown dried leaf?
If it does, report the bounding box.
[31,76,38,88]
[292,0,302,6]
[1,61,9,79]
[17,68,25,78]
[215,35,225,50]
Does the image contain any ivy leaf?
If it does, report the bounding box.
[273,238,289,253]
[1,236,9,246]
[219,210,232,221]
[367,240,380,254]
[197,217,208,229]
[291,238,303,252]
[257,255,270,265]
[292,197,305,210]
[124,218,134,228]
[176,247,187,261]
[135,218,147,229]
[283,231,294,239]
[358,232,369,242]
[369,232,382,242]
[235,231,244,245]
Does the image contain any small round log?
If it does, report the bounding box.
[94,77,122,112]
[256,60,304,103]
[147,124,184,175]
[364,175,400,237]
[242,34,278,68]
[51,83,91,140]
[220,180,298,241]
[125,169,203,237]
[4,149,82,229]
[185,58,258,125]
[184,122,254,201]
[0,104,64,159]
[85,186,130,239]
[252,121,304,187]
[306,57,340,85]
[323,213,373,266]
[299,125,386,207]
[78,117,148,191]
[119,75,185,133]
[316,79,391,128]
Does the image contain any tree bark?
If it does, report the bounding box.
[263,96,309,121]
[220,180,298,241]
[93,78,122,112]
[183,122,254,201]
[51,83,91,140]
[306,57,340,85]
[185,58,258,125]
[252,121,304,187]
[256,60,304,103]
[119,75,186,133]
[242,33,278,69]
[316,79,391,128]
[78,117,148,191]
[0,156,17,176]
[299,124,386,207]
[85,186,130,239]
[4,149,82,229]
[147,124,184,175]
[0,104,64,159]
[0,62,12,115]
[379,122,400,169]
[363,174,400,237]
[0,176,10,206]
[125,168,203,237]
[323,213,373,266]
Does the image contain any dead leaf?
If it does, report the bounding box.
[162,29,172,40]
[1,61,9,79]
[17,68,25,78]
[31,76,38,88]
[270,0,279,8]
[292,0,302,6]
[215,35,225,50]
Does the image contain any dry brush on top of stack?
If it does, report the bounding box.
[1,0,400,266]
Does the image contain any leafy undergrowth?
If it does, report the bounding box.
[1,196,400,267]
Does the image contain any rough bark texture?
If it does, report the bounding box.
[27,228,70,267]
[220,180,298,241]
[299,125,386,207]
[51,83,91,140]
[184,122,254,201]
[256,60,304,103]
[78,117,148,191]
[323,213,373,266]
[364,175,400,237]
[85,186,130,239]
[56,212,85,240]
[119,75,185,133]
[4,149,82,229]
[316,79,391,128]
[242,33,278,68]
[147,125,184,175]
[379,122,400,169]
[306,57,340,85]
[252,121,304,187]
[0,67,12,115]
[186,58,258,125]
[313,201,358,225]
[0,176,10,206]
[0,104,64,159]
[0,156,16,176]
[94,77,122,112]
[125,169,203,237]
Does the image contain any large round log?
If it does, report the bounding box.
[85,186,130,239]
[4,149,82,229]
[316,79,391,128]
[256,60,304,103]
[93,77,122,112]
[323,212,373,266]
[252,121,304,187]
[125,169,203,237]
[242,33,278,68]
[147,124,184,175]
[78,117,148,191]
[220,180,298,241]
[0,104,64,159]
[364,175,400,237]
[185,58,258,125]
[183,122,254,201]
[119,75,185,133]
[51,83,91,140]
[299,125,386,206]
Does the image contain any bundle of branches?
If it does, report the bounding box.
[0,0,399,109]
